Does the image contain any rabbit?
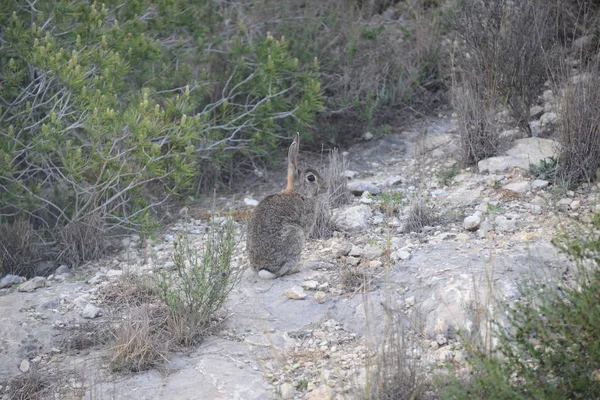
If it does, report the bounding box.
[247,133,328,279]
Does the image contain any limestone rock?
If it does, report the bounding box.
[284,286,307,300]
[347,181,381,196]
[18,277,47,293]
[332,205,372,231]
[82,303,102,319]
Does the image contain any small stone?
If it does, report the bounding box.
[542,89,554,102]
[348,245,363,257]
[18,277,47,293]
[346,257,360,266]
[19,359,30,373]
[308,384,334,400]
[456,233,470,241]
[55,265,70,275]
[106,269,123,278]
[82,304,102,319]
[463,213,482,231]
[359,192,374,204]
[362,131,374,141]
[495,215,517,232]
[31,356,42,364]
[396,250,411,261]
[334,242,353,257]
[540,112,558,126]
[363,244,384,260]
[503,181,531,194]
[436,334,448,346]
[244,197,259,207]
[570,200,581,210]
[347,181,381,196]
[280,382,296,399]
[369,260,383,268]
[0,274,26,289]
[530,204,543,215]
[332,205,372,231]
[314,291,327,304]
[405,296,415,308]
[532,179,549,189]
[284,286,307,300]
[343,170,358,179]
[530,105,544,118]
[302,280,319,290]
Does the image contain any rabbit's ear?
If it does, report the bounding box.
[284,133,300,193]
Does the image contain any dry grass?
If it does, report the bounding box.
[0,218,39,277]
[555,63,600,185]
[403,199,439,233]
[312,148,350,239]
[57,213,109,268]
[450,0,560,163]
[60,321,113,352]
[109,306,170,373]
[1,368,48,400]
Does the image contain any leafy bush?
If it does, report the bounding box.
[256,0,445,144]
[0,0,322,265]
[529,157,559,181]
[445,213,600,399]
[156,219,239,346]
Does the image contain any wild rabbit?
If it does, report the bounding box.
[247,133,328,279]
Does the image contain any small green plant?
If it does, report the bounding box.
[361,25,386,40]
[445,213,600,399]
[380,191,404,217]
[486,203,504,213]
[437,167,460,187]
[296,379,309,391]
[156,218,240,346]
[529,157,559,180]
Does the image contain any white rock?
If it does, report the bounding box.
[308,384,334,400]
[343,170,358,179]
[347,181,381,195]
[19,359,30,373]
[18,277,47,293]
[0,275,26,289]
[540,112,558,126]
[106,269,123,278]
[333,242,353,257]
[396,250,411,261]
[332,205,372,231]
[532,179,549,189]
[503,181,531,194]
[280,383,296,399]
[363,244,384,260]
[348,245,363,257]
[284,286,307,300]
[301,280,319,290]
[82,304,102,319]
[530,105,544,118]
[495,216,517,232]
[362,131,374,141]
[570,200,581,210]
[464,212,482,231]
[314,291,327,304]
[369,260,383,268]
[244,198,259,207]
[530,204,543,215]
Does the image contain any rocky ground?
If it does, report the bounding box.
[1,86,600,399]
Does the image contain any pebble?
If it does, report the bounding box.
[19,359,30,373]
[0,275,26,289]
[302,280,319,290]
[396,250,411,261]
[244,198,259,207]
[314,291,327,304]
[464,213,482,231]
[82,304,102,319]
[280,382,296,399]
[284,286,307,300]
[348,245,363,257]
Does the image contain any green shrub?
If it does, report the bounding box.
[156,218,240,346]
[445,213,600,399]
[0,1,322,264]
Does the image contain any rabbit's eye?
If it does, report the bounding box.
[307,174,316,182]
